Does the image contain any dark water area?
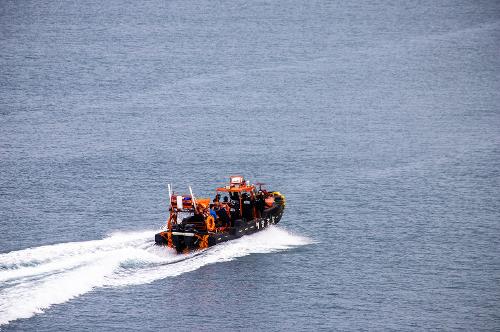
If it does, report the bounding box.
[1,0,499,330]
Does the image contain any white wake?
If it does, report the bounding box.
[0,227,310,326]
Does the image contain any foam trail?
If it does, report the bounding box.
[0,227,310,326]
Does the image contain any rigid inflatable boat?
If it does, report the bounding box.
[155,176,285,253]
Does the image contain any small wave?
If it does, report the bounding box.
[0,227,310,326]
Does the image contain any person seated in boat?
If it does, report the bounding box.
[230,191,239,201]
[216,205,231,227]
[255,190,265,216]
[229,198,240,224]
[209,207,217,220]
[242,192,253,221]
[213,193,220,203]
[219,196,231,217]
[211,206,223,228]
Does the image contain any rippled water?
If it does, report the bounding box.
[1,0,499,330]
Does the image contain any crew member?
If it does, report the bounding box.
[213,193,220,203]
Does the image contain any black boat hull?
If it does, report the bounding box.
[155,203,285,253]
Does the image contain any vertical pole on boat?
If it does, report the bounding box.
[167,183,172,206]
[189,186,197,211]
[165,183,173,231]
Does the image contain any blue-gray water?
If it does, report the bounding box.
[1,0,499,330]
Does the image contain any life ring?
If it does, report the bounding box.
[206,215,215,231]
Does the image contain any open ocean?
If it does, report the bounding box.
[1,0,499,330]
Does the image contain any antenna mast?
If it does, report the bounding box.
[189,186,197,211]
[167,183,172,208]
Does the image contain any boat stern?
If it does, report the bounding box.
[155,230,212,253]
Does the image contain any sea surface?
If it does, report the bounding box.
[1,0,499,330]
